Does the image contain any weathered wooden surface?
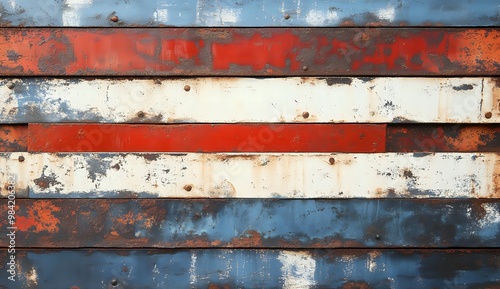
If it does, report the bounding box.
[24,153,499,198]
[0,153,28,197]
[1,29,499,76]
[1,0,499,27]
[387,124,500,152]
[0,199,499,248]
[0,249,499,288]
[2,77,498,123]
[27,124,385,153]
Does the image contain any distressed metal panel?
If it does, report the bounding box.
[0,125,27,151]
[0,0,499,27]
[1,77,498,123]
[28,124,385,153]
[0,153,28,198]
[0,199,499,248]
[0,249,499,288]
[27,153,500,198]
[1,28,499,76]
[387,124,500,152]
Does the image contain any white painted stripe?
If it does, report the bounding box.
[22,153,499,198]
[1,78,498,123]
[0,153,28,197]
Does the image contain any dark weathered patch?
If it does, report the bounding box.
[453,84,474,91]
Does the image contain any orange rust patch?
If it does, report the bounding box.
[341,282,372,289]
[16,201,61,233]
[450,30,500,73]
[442,127,495,151]
[230,230,263,247]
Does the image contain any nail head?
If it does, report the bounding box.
[375,234,381,240]
[137,111,145,118]
[329,157,335,165]
[184,184,192,192]
[302,111,310,119]
[284,14,290,20]
[110,278,118,286]
[484,112,492,119]
[184,85,191,92]
[6,82,15,89]
[110,16,119,22]
[302,65,309,71]
[18,155,25,162]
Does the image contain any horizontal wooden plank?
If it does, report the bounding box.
[1,0,499,27]
[0,125,27,152]
[28,124,385,153]
[387,124,500,152]
[1,28,499,76]
[1,199,498,248]
[24,153,499,198]
[0,249,498,288]
[2,77,498,123]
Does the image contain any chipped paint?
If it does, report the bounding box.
[0,28,499,76]
[278,251,316,288]
[1,199,499,248]
[1,78,498,123]
[0,152,28,197]
[26,153,500,198]
[0,0,499,26]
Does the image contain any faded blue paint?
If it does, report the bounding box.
[3,199,499,248]
[0,250,498,288]
[0,0,498,27]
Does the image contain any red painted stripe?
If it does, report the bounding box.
[1,28,498,75]
[0,125,28,152]
[28,124,385,153]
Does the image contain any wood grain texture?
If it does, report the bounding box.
[2,77,498,123]
[0,249,499,288]
[0,199,499,248]
[1,28,499,76]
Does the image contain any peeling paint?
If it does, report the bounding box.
[278,251,316,288]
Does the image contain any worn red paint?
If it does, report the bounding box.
[387,125,500,152]
[0,28,498,75]
[0,125,27,152]
[28,123,385,152]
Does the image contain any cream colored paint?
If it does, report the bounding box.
[1,78,498,123]
[26,153,499,198]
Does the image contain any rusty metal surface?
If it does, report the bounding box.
[387,124,500,152]
[28,124,385,153]
[0,249,499,288]
[26,153,500,198]
[1,77,498,123]
[1,28,499,76]
[1,0,499,27]
[0,125,27,152]
[0,199,498,248]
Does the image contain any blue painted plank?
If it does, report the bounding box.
[0,0,498,27]
[1,199,499,248]
[0,249,499,288]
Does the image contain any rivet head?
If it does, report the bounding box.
[375,234,381,240]
[302,111,310,119]
[137,111,145,118]
[110,15,119,22]
[6,82,15,89]
[329,157,335,165]
[302,65,309,71]
[184,184,192,192]
[18,155,25,162]
[284,14,290,20]
[484,112,493,119]
[184,85,191,92]
[110,278,118,286]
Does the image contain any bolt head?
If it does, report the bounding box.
[18,155,25,162]
[484,112,493,119]
[110,16,119,22]
[137,111,145,118]
[329,157,335,165]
